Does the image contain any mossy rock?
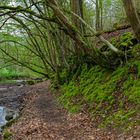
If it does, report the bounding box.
[5,115,13,121]
[1,114,20,130]
[5,109,16,121]
[26,80,35,85]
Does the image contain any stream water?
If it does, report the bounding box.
[0,80,38,133]
[0,106,19,132]
[0,106,7,128]
[0,85,20,132]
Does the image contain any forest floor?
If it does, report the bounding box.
[0,81,139,140]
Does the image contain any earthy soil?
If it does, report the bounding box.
[0,82,139,140]
[102,27,133,40]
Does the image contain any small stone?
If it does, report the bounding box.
[5,115,13,121]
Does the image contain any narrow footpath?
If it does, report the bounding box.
[0,82,137,140]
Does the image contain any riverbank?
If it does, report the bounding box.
[0,82,139,139]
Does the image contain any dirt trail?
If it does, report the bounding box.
[0,82,138,140]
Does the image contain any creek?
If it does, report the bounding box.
[0,106,18,132]
[0,82,27,132]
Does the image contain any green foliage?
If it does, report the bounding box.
[100,109,136,129]
[59,63,140,129]
[120,32,134,44]
[123,75,140,104]
[3,131,13,140]
[136,61,140,77]
[107,32,136,51]
[110,37,117,46]
[131,44,140,59]
[116,32,135,50]
[70,25,77,33]
[0,68,30,80]
[60,65,125,104]
[101,32,137,65]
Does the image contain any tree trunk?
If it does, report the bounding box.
[122,0,140,42]
[96,0,103,31]
[70,0,85,56]
[99,0,103,30]
[71,0,84,33]
[96,0,100,31]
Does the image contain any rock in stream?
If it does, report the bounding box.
[0,106,18,132]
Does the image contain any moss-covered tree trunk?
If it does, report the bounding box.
[95,0,103,31]
[70,0,85,58]
[71,0,84,33]
[122,0,140,43]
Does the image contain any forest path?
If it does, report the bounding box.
[0,82,130,140]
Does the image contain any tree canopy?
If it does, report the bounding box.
[0,0,139,81]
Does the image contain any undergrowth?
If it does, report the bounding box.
[59,63,140,130]
[0,68,31,80]
[58,32,140,130]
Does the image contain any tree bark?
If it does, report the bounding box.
[46,0,89,55]
[122,0,140,42]
[95,0,103,31]
[71,0,84,33]
[96,0,100,31]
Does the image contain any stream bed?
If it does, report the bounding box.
[0,106,6,128]
[0,82,32,133]
[0,106,19,132]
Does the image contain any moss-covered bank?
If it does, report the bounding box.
[59,63,140,130]
[58,32,140,131]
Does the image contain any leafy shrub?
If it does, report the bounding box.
[0,68,30,80]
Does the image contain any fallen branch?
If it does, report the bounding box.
[71,11,121,53]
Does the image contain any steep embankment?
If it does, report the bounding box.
[58,28,140,138]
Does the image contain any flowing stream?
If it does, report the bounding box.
[0,85,20,132]
[0,106,19,132]
[0,106,7,128]
[0,79,39,132]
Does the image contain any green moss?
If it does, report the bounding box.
[123,75,140,104]
[104,32,137,54]
[69,105,80,113]
[135,61,140,77]
[59,63,140,129]
[116,32,134,50]
[3,131,13,140]
[70,25,77,33]
[110,37,117,46]
[131,44,140,59]
[120,32,134,43]
[2,115,20,130]
[100,109,136,129]
[27,80,35,85]
[60,65,121,107]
